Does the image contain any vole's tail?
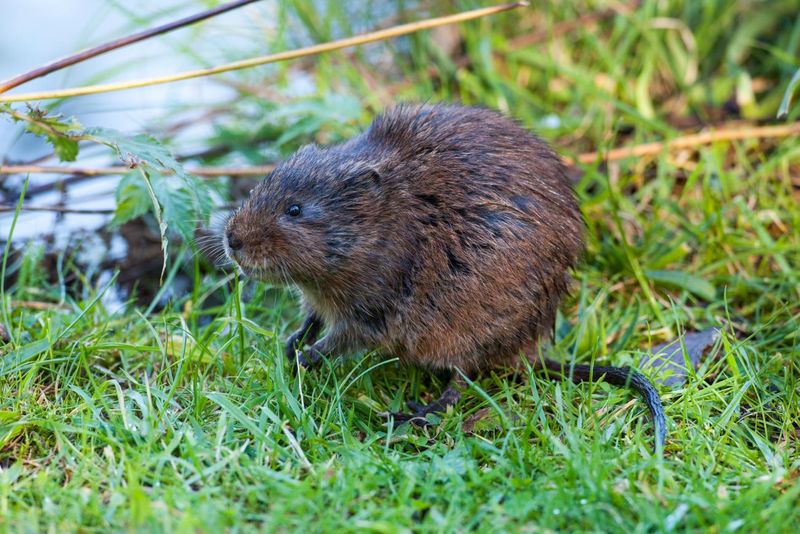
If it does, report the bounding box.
[535,358,666,452]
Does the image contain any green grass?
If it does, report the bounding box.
[2,0,800,531]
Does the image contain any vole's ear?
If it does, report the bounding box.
[361,167,382,186]
[350,164,383,188]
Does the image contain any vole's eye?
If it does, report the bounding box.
[286,204,302,217]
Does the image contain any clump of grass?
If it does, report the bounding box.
[1,0,799,531]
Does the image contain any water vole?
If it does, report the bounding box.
[224,103,665,449]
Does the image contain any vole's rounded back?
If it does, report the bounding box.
[226,103,583,373]
[226,103,666,449]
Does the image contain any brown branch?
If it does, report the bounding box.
[0,205,115,214]
[0,3,527,103]
[4,123,796,178]
[0,164,274,177]
[0,203,238,214]
[2,107,84,141]
[566,122,800,166]
[0,0,262,94]
[10,300,69,311]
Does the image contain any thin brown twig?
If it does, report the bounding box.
[10,300,70,311]
[22,140,247,196]
[0,203,238,214]
[0,205,114,214]
[3,123,796,178]
[0,2,528,103]
[0,0,262,94]
[566,122,800,165]
[0,164,274,177]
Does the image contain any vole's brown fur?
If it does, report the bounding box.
[225,103,665,448]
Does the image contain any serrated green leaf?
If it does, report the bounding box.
[112,171,151,227]
[645,269,716,301]
[50,135,79,161]
[10,108,83,162]
[2,114,213,281]
[150,170,196,240]
[87,126,212,231]
[86,127,214,280]
[85,127,185,176]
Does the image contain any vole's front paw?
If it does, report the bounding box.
[296,346,324,368]
[284,333,303,363]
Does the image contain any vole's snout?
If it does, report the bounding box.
[226,228,243,251]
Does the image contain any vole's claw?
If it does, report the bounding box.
[286,342,322,372]
[284,314,323,367]
[381,383,463,428]
[284,339,300,363]
[297,346,324,368]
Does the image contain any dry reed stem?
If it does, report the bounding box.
[0,0,261,94]
[3,122,795,178]
[0,2,527,103]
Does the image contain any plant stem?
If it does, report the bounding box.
[2,122,796,177]
[0,0,262,94]
[0,164,274,177]
[0,2,528,103]
[1,176,29,339]
[565,122,800,165]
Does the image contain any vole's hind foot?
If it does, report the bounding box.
[386,411,432,427]
[383,384,462,428]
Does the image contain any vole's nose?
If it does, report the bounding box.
[226,229,243,251]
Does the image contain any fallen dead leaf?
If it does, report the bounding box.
[639,327,722,386]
